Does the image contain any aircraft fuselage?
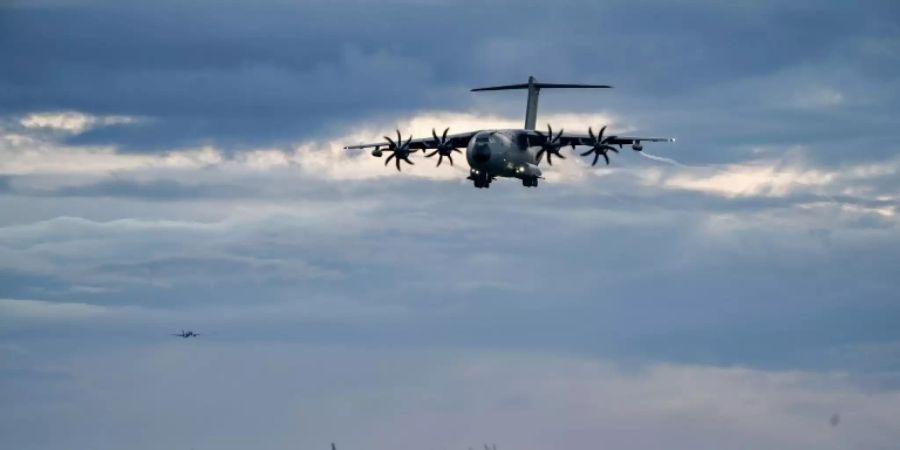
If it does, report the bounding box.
[465,129,542,187]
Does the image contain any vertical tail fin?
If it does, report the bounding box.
[471,76,612,130]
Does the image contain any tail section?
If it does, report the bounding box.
[472,76,612,130]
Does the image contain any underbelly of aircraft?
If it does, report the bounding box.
[466,145,540,179]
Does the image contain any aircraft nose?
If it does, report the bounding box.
[473,144,491,163]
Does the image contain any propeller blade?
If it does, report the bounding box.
[432,128,439,142]
[384,136,395,148]
[425,150,438,157]
[603,152,610,165]
[385,153,395,166]
[580,149,593,157]
[442,127,449,141]
[436,155,443,167]
[447,154,454,166]
[396,129,402,146]
[592,153,600,166]
[599,125,606,142]
[395,157,402,171]
[588,126,595,140]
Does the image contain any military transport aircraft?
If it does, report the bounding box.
[172,330,199,338]
[344,76,674,188]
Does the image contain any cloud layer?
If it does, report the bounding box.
[3,344,899,450]
[2,0,899,448]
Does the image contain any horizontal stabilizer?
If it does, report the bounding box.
[472,82,612,91]
[470,76,613,129]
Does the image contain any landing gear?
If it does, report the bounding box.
[522,177,538,188]
[470,169,491,189]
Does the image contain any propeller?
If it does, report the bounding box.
[424,127,462,167]
[580,125,619,166]
[382,129,417,172]
[534,124,566,166]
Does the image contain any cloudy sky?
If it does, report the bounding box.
[1,0,899,449]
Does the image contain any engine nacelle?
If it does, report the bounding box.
[371,147,383,157]
[632,141,643,152]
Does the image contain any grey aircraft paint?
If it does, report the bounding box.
[465,129,543,182]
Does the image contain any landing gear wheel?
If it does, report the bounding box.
[473,172,491,189]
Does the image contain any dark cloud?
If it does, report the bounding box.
[2,0,899,154]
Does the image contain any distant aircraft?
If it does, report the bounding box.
[345,75,674,188]
[172,329,199,338]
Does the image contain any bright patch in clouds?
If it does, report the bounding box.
[4,110,898,208]
[664,162,837,197]
[0,298,115,321]
[658,153,898,204]
[20,111,138,133]
[2,110,621,181]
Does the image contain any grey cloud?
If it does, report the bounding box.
[0,165,897,372]
[2,0,899,155]
[2,344,899,450]
[32,177,256,201]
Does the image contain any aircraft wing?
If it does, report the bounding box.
[524,130,674,147]
[523,128,674,166]
[343,131,477,151]
[563,134,674,146]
